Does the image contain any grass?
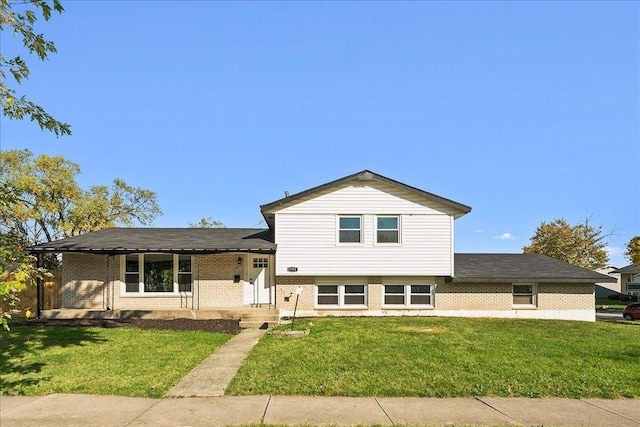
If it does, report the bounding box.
[0,325,232,397]
[595,298,631,310]
[226,317,640,398]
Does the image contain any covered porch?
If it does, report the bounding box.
[28,228,278,323]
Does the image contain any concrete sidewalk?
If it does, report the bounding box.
[1,394,638,426]
[166,328,268,397]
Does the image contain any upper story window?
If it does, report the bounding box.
[122,254,192,294]
[376,216,399,243]
[338,216,361,243]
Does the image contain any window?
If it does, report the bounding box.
[376,216,399,243]
[177,255,192,292]
[383,282,433,307]
[253,258,268,268]
[122,254,192,294]
[512,284,536,306]
[339,216,361,243]
[316,282,367,307]
[124,255,140,293]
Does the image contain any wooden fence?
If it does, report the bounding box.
[1,269,62,315]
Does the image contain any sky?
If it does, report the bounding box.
[1,1,638,267]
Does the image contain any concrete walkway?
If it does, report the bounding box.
[1,394,638,426]
[166,327,268,397]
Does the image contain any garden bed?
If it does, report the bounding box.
[11,318,241,334]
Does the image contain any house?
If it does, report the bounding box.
[594,265,622,297]
[28,170,615,322]
[611,264,640,297]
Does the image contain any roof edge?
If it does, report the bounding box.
[260,169,472,215]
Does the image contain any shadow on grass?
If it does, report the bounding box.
[597,318,640,326]
[0,324,106,395]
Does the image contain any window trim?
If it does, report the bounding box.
[375,215,401,245]
[382,280,434,308]
[121,253,193,296]
[512,283,537,308]
[337,215,363,244]
[315,280,368,308]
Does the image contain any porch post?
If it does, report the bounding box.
[35,253,43,318]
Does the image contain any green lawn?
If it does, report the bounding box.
[0,325,232,397]
[595,298,631,310]
[226,317,640,398]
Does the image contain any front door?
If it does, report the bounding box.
[244,256,271,306]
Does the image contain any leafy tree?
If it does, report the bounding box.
[0,149,162,324]
[625,236,640,265]
[523,217,611,269]
[189,217,225,228]
[0,232,49,330]
[1,0,70,136]
[0,149,162,266]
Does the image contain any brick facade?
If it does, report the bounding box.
[62,253,251,310]
[61,254,595,320]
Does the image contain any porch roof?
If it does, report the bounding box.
[449,253,618,283]
[27,228,276,255]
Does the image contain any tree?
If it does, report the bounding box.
[1,0,70,137]
[189,217,225,228]
[0,232,49,330]
[523,217,612,269]
[0,149,162,265]
[625,236,640,265]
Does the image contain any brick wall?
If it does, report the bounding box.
[436,282,512,310]
[62,253,247,310]
[538,282,594,310]
[62,254,594,316]
[62,253,111,309]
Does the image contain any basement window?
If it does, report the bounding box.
[512,283,536,307]
[383,282,433,307]
[316,281,367,308]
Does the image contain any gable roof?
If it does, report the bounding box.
[260,170,471,226]
[27,228,275,255]
[449,253,617,283]
[610,264,640,274]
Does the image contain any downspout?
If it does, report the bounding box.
[197,255,200,310]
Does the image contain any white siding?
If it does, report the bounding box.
[275,181,462,216]
[274,182,455,276]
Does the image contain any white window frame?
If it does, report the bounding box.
[627,283,640,296]
[337,215,363,245]
[375,215,401,245]
[512,283,537,308]
[315,280,368,308]
[382,280,434,308]
[121,253,192,296]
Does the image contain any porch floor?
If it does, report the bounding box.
[40,307,281,328]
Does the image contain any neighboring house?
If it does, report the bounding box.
[29,170,614,322]
[611,264,640,297]
[594,265,622,297]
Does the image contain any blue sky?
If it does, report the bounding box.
[1,1,638,266]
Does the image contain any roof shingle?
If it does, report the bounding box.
[450,253,617,283]
[28,228,275,255]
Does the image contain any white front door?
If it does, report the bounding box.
[244,256,271,306]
